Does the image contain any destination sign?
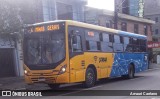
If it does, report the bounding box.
[28,24,60,33]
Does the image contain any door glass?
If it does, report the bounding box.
[72,35,82,52]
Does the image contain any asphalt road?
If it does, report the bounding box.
[2,68,160,99]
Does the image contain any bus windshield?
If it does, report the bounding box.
[24,32,65,65]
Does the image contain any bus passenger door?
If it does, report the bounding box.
[68,27,85,83]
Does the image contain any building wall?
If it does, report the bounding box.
[0,35,23,77]
[99,15,153,41]
[144,15,160,41]
[98,17,152,42]
[15,0,86,24]
[117,19,152,41]
[40,0,86,22]
[144,0,160,16]
[84,7,102,25]
[98,15,113,27]
[115,0,144,17]
[146,14,160,36]
[144,0,160,41]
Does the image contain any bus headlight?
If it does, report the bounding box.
[59,65,67,74]
[62,67,66,72]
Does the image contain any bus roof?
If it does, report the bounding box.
[29,20,147,39]
[118,31,147,39]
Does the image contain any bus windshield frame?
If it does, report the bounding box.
[23,22,66,70]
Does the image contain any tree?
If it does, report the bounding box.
[0,0,23,34]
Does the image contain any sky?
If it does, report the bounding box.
[87,0,115,11]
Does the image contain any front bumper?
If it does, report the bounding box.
[24,72,69,84]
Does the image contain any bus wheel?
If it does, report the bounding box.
[84,68,96,88]
[127,64,135,79]
[48,84,60,90]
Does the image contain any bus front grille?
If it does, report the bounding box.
[32,71,58,76]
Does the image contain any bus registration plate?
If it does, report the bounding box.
[38,78,46,82]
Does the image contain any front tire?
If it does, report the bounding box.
[84,68,96,88]
[48,84,60,90]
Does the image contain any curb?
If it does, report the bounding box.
[148,68,160,71]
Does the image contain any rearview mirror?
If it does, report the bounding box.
[73,44,78,50]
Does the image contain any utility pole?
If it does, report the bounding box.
[114,0,126,29]
[114,0,118,29]
[114,8,118,29]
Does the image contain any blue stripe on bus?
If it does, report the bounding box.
[110,53,148,77]
[118,31,147,39]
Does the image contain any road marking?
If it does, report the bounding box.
[58,85,102,96]
[84,85,102,90]
[15,88,26,90]
[129,76,145,81]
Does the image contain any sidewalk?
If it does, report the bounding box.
[149,63,160,69]
[0,63,160,90]
[0,77,48,90]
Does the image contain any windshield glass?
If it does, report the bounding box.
[25,32,65,65]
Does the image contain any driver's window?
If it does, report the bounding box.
[71,35,82,52]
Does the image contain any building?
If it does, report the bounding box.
[144,0,160,42]
[18,0,87,24]
[0,34,23,78]
[115,0,144,17]
[148,41,160,63]
[85,6,154,42]
[144,0,160,63]
[41,0,86,22]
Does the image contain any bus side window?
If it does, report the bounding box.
[124,37,132,52]
[139,39,147,52]
[71,35,82,52]
[113,35,123,52]
[85,30,100,51]
[100,33,113,52]
[133,38,140,52]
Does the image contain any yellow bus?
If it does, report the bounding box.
[23,20,148,89]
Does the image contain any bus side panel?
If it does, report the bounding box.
[109,53,148,77]
[69,52,114,83]
[84,52,114,79]
[70,54,86,83]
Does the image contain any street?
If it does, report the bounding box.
[1,67,160,99]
